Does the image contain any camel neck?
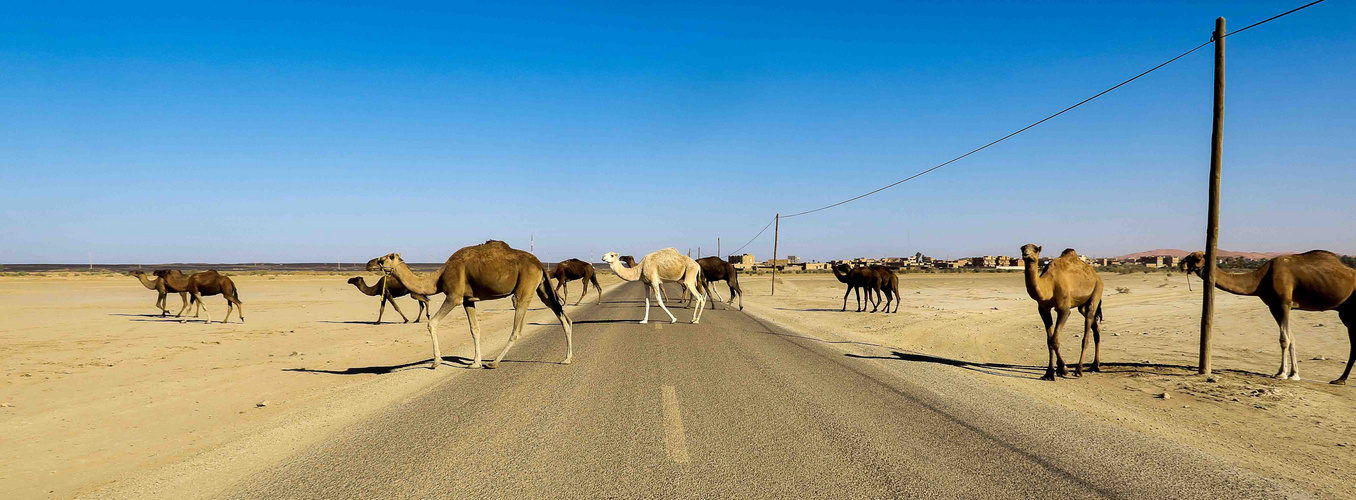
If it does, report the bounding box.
[351,278,380,296]
[1203,266,1263,296]
[134,274,160,290]
[1023,259,1052,301]
[609,260,642,282]
[388,262,441,295]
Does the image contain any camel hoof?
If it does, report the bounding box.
[428,363,439,370]
[1088,365,1101,373]
[1330,379,1347,385]
[1288,374,1301,381]
[466,363,481,370]
[1040,372,1056,381]
[639,320,648,324]
[561,358,572,365]
[1273,373,1287,379]
[483,362,498,370]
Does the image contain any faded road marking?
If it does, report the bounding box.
[660,385,690,463]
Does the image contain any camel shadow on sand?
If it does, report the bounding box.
[283,356,474,375]
[848,351,1273,381]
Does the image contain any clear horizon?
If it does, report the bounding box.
[3,1,1352,265]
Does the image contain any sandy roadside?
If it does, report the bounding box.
[0,272,620,499]
[735,271,1356,498]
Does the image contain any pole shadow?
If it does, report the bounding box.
[283,355,474,375]
[848,351,1274,381]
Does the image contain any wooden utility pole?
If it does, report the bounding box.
[1200,17,1226,376]
[717,238,721,260]
[771,213,780,296]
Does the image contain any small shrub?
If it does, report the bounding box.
[1115,287,1131,294]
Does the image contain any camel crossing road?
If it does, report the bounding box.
[227,282,1292,499]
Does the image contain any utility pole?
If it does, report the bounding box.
[718,238,721,260]
[772,213,780,296]
[1200,17,1226,376]
[531,234,534,253]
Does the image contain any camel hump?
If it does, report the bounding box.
[482,239,510,248]
[1060,248,1078,258]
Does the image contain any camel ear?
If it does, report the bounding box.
[1035,245,1042,253]
[395,253,402,260]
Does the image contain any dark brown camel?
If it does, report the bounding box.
[833,264,878,312]
[347,276,431,324]
[677,257,743,310]
[154,270,244,324]
[867,265,901,313]
[551,258,603,305]
[1182,250,1356,384]
[130,270,188,317]
[368,240,572,370]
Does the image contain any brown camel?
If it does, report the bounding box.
[832,264,878,312]
[551,258,603,305]
[681,257,743,310]
[367,240,572,370]
[154,269,244,324]
[1021,245,1105,381]
[1181,250,1356,384]
[347,276,431,324]
[130,270,188,317]
[867,265,901,313]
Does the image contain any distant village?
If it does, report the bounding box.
[722,253,1190,272]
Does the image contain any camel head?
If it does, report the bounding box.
[600,252,620,264]
[1180,251,1207,276]
[620,255,636,268]
[1020,244,1043,262]
[366,253,404,273]
[129,270,146,277]
[346,277,363,285]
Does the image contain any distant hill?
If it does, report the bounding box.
[1112,249,1289,260]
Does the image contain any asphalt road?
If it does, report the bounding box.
[227,282,1296,499]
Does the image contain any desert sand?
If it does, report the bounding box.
[737,271,1356,498]
[0,272,620,499]
[2,270,1354,498]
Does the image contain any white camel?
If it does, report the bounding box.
[602,249,706,324]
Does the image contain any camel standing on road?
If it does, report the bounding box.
[621,255,684,304]
[602,249,706,324]
[551,258,603,305]
[687,257,743,310]
[1182,250,1356,384]
[868,265,901,313]
[347,276,430,324]
[1021,245,1104,381]
[367,240,572,370]
[130,270,188,317]
[154,270,244,324]
[833,264,878,312]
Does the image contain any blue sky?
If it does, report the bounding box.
[2,1,1352,264]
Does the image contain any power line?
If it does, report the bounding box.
[732,215,775,254]
[776,0,1326,219]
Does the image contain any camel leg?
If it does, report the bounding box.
[731,281,743,310]
[842,287,852,312]
[1089,310,1103,372]
[1331,307,1355,385]
[175,296,191,318]
[376,296,387,324]
[559,281,570,307]
[684,281,705,324]
[534,282,573,364]
[1075,305,1092,377]
[392,296,412,323]
[414,297,427,323]
[222,297,235,324]
[426,296,461,370]
[1039,307,1057,381]
[708,283,726,309]
[183,293,211,324]
[576,279,587,306]
[855,287,864,312]
[463,299,484,369]
[652,283,679,324]
[1268,303,1292,379]
[1052,308,1070,377]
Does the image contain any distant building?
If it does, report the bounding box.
[787,255,801,264]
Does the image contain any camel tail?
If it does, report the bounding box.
[1096,302,1104,323]
[537,268,568,317]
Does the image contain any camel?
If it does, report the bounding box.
[551,258,603,305]
[1021,245,1105,381]
[602,249,706,324]
[868,265,901,313]
[347,276,431,324]
[1181,250,1356,384]
[833,264,879,312]
[688,257,743,310]
[620,255,684,304]
[154,269,244,324]
[367,240,572,370]
[130,270,188,317]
